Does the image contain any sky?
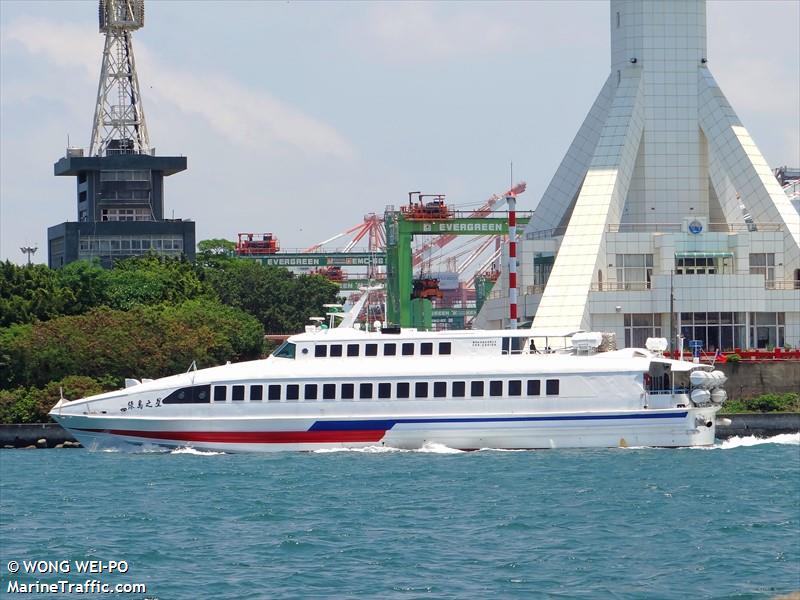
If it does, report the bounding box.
[1,0,798,265]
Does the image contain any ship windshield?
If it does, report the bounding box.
[272,341,296,359]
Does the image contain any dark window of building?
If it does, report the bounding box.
[546,379,560,396]
[287,384,299,400]
[420,342,433,355]
[315,345,327,358]
[330,344,343,357]
[342,383,354,399]
[452,381,466,397]
[365,344,378,356]
[323,384,336,400]
[165,385,213,404]
[527,380,541,396]
[378,383,391,399]
[415,382,428,398]
[232,385,245,401]
[490,380,503,397]
[397,382,410,398]
[433,382,447,398]
[268,385,281,401]
[384,343,397,356]
[213,386,226,402]
[509,380,522,396]
[305,384,318,400]
[471,381,484,397]
[360,383,373,399]
[250,385,263,401]
[402,343,414,356]
[347,344,359,357]
[438,342,452,355]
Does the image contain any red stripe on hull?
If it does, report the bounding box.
[78,428,386,444]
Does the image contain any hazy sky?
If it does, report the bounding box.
[1,0,798,264]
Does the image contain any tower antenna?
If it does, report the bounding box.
[90,0,150,157]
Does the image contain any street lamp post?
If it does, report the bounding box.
[20,245,38,266]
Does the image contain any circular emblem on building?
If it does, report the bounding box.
[688,220,703,234]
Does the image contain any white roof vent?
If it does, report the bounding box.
[571,332,603,354]
[645,337,669,354]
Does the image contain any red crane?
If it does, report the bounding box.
[411,181,525,267]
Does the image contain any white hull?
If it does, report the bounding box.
[54,406,719,453]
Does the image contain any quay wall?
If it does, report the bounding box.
[717,361,800,399]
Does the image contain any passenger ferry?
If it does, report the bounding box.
[49,325,727,452]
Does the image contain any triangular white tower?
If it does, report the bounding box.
[477,0,800,351]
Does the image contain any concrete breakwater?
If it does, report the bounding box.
[1,415,798,448]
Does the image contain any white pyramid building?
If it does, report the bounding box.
[477,0,800,351]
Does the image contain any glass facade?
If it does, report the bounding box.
[616,254,653,289]
[749,312,785,349]
[624,313,662,348]
[680,312,746,352]
[78,235,184,259]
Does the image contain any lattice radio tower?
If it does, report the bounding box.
[90,0,150,157]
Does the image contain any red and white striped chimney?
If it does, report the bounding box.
[506,194,517,329]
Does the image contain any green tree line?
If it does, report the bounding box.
[0,249,338,422]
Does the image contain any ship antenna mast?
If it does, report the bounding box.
[90,0,150,157]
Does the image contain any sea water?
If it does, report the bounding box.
[1,436,798,599]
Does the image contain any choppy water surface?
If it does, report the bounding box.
[1,435,798,599]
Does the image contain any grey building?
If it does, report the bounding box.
[47,0,195,268]
[48,150,195,268]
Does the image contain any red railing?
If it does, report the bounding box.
[664,348,800,362]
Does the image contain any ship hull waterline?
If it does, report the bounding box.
[52,408,720,453]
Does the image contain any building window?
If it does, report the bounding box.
[78,235,183,258]
[546,380,560,396]
[415,382,428,398]
[397,382,410,399]
[680,312,746,352]
[250,385,263,401]
[452,381,465,397]
[342,384,354,400]
[287,384,299,401]
[359,383,373,399]
[378,383,391,399]
[438,342,451,355]
[624,314,662,348]
[365,344,378,357]
[330,344,342,357]
[402,343,414,356]
[231,385,245,401]
[471,381,484,397]
[749,253,775,282]
[509,380,522,396]
[323,384,336,400]
[616,254,653,290]
[420,343,433,355]
[527,380,541,396]
[268,385,281,401]
[384,343,397,356]
[315,345,327,358]
[347,344,359,357]
[304,384,318,400]
[100,208,152,222]
[749,312,785,349]
[433,382,447,398]
[99,170,150,181]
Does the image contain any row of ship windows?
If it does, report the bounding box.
[314,341,451,358]
[161,379,560,404]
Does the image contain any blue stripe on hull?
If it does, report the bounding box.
[308,412,689,432]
